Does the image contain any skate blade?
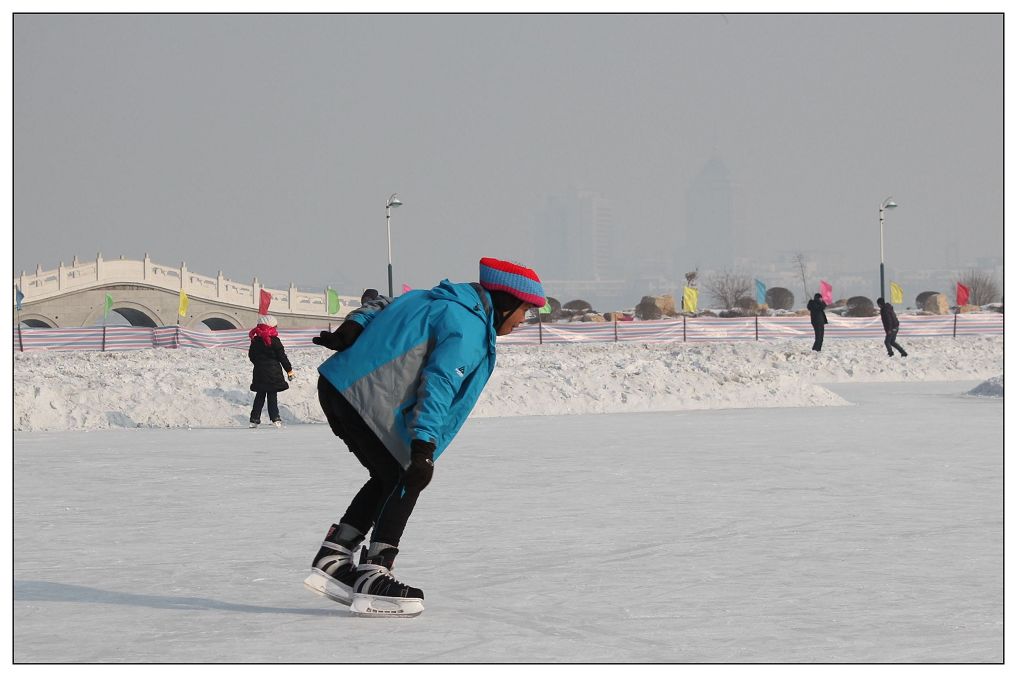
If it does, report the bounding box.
[349,593,424,618]
[303,570,353,606]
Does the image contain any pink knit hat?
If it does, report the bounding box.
[478,257,546,307]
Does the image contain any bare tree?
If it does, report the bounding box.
[955,270,1001,305]
[703,271,752,309]
[792,252,808,302]
[684,269,699,287]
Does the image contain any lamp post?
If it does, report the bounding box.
[879,196,898,300]
[385,193,402,298]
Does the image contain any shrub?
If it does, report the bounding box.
[733,297,758,313]
[845,296,876,317]
[915,291,940,309]
[765,287,794,310]
[563,299,592,314]
[634,298,663,320]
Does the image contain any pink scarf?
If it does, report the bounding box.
[250,324,278,346]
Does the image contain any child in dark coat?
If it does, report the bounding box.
[248,315,294,428]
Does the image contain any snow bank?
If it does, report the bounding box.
[13,336,1002,432]
[966,375,1003,398]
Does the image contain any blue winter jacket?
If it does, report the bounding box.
[318,280,497,469]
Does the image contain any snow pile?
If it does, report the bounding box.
[14,335,1002,432]
[966,375,1003,398]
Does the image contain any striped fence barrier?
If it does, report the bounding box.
[13,313,1003,352]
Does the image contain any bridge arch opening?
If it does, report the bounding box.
[201,317,239,331]
[20,319,54,328]
[112,307,158,328]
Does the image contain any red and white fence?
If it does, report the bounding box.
[12,313,1002,352]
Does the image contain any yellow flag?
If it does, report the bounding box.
[178,290,189,317]
[683,286,699,313]
[889,282,903,305]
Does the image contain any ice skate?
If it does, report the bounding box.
[248,421,259,428]
[272,420,282,428]
[349,546,424,617]
[303,524,363,606]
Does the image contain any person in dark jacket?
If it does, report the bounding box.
[312,291,392,351]
[248,314,294,428]
[303,257,544,617]
[877,297,908,357]
[807,293,828,351]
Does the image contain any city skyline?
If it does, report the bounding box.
[14,14,1003,309]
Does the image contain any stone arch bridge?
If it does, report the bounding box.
[14,254,361,330]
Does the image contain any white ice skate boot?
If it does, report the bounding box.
[272,420,282,428]
[248,422,259,428]
[349,545,424,617]
[303,523,363,606]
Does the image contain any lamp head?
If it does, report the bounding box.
[387,193,402,208]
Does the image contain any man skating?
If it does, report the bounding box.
[304,257,544,616]
[877,297,908,357]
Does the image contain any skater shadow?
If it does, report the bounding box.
[14,579,350,617]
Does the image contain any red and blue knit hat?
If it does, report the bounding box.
[478,257,546,307]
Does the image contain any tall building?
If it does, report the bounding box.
[532,189,626,309]
[680,154,736,276]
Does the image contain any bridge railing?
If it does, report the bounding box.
[12,313,1003,352]
[14,254,360,318]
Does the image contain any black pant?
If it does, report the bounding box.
[251,391,279,422]
[885,329,906,356]
[812,323,825,351]
[317,375,424,547]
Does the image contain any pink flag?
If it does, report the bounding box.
[819,280,832,304]
[401,283,412,294]
[259,289,272,315]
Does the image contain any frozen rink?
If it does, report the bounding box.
[14,380,1001,663]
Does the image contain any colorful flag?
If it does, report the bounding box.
[755,279,766,305]
[957,282,970,306]
[819,280,832,304]
[178,290,189,317]
[889,282,903,305]
[683,286,699,313]
[327,288,341,315]
[259,289,272,315]
[15,286,24,311]
[401,283,412,294]
[539,300,552,314]
[103,293,114,319]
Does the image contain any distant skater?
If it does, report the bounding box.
[305,257,544,617]
[807,293,828,351]
[248,315,294,428]
[877,297,908,357]
[312,289,392,351]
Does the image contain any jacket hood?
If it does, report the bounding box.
[426,279,497,350]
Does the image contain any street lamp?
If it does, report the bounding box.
[879,196,898,300]
[386,193,402,298]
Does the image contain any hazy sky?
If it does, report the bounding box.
[14,13,1002,297]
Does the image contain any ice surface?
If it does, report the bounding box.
[14,381,1002,662]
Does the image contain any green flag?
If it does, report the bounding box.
[103,293,113,319]
[327,288,341,315]
[539,300,552,314]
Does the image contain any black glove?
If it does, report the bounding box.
[311,320,364,352]
[404,439,435,491]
